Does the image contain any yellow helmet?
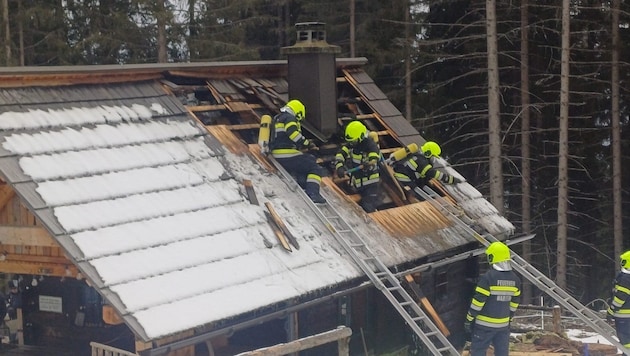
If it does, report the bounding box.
[285,100,305,121]
[620,251,630,270]
[486,242,510,264]
[344,121,367,143]
[421,141,442,158]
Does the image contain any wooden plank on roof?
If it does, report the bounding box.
[248,144,275,172]
[187,104,226,112]
[345,69,373,84]
[225,101,252,112]
[229,123,259,130]
[370,99,403,117]
[206,81,227,104]
[208,79,237,94]
[369,202,451,238]
[205,125,250,155]
[355,82,388,101]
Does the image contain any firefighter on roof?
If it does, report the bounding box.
[465,241,521,356]
[335,121,381,213]
[607,250,630,348]
[390,141,462,194]
[270,99,326,204]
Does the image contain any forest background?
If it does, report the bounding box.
[1,0,629,307]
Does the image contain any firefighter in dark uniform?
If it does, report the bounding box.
[391,141,461,194]
[335,121,381,212]
[607,250,630,349]
[270,99,326,204]
[465,241,521,356]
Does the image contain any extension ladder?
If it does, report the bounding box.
[268,156,460,356]
[414,185,630,355]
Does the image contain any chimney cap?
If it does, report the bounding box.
[281,21,341,54]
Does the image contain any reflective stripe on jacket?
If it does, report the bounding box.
[609,270,630,318]
[393,153,453,185]
[270,111,310,157]
[335,138,381,188]
[466,268,521,328]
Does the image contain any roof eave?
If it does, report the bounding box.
[0,58,369,88]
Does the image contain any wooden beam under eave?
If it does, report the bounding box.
[0,260,78,277]
[0,226,57,247]
[0,184,15,210]
[4,253,71,265]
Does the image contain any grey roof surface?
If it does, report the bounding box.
[0,62,514,343]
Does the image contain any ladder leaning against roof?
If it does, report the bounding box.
[267,156,460,356]
[414,185,630,356]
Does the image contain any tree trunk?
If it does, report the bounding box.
[556,0,571,289]
[349,0,355,57]
[486,0,503,214]
[2,0,10,66]
[611,0,622,270]
[188,0,196,60]
[156,0,167,63]
[520,0,533,304]
[17,0,23,66]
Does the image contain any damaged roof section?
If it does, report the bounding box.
[0,60,514,345]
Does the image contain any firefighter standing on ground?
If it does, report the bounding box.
[270,99,326,204]
[607,250,630,349]
[335,121,381,213]
[391,141,462,193]
[465,241,521,356]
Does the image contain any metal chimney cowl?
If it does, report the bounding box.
[281,22,341,139]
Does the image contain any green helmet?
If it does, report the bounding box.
[421,141,442,158]
[486,242,510,264]
[344,121,367,143]
[620,251,630,269]
[285,99,305,121]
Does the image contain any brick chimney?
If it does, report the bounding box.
[281,22,341,139]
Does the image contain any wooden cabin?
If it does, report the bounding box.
[0,23,515,356]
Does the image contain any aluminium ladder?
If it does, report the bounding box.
[414,185,630,355]
[268,156,460,356]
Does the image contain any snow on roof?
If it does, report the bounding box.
[0,79,515,343]
[0,100,374,340]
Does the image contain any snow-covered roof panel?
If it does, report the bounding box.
[0,82,365,342]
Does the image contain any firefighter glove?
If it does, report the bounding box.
[336,166,347,178]
[306,140,318,151]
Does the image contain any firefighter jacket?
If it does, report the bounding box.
[392,153,457,186]
[608,270,630,319]
[466,267,521,329]
[270,110,313,158]
[335,138,381,189]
